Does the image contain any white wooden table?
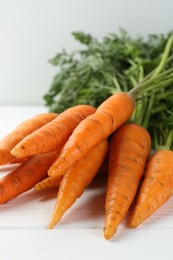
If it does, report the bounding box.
[0,105,173,260]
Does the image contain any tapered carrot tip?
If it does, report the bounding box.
[48,221,56,229]
[104,226,116,240]
[48,167,58,176]
[129,221,139,228]
[48,212,62,229]
[129,215,144,228]
[11,147,23,157]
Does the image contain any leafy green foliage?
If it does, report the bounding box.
[44,30,173,113]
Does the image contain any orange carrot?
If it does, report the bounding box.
[104,123,151,239]
[48,139,108,229]
[48,92,134,177]
[0,113,58,165]
[129,150,173,228]
[35,176,62,191]
[0,151,59,204]
[11,105,96,158]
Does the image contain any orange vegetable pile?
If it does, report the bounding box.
[0,100,172,240]
[0,35,173,240]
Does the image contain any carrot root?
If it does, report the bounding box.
[104,123,151,239]
[11,105,96,158]
[129,150,173,228]
[48,140,108,229]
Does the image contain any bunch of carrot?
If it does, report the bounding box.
[0,35,173,240]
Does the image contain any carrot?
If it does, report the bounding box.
[104,123,151,239]
[11,105,96,158]
[35,176,62,191]
[129,150,173,228]
[48,139,108,229]
[0,151,59,204]
[0,113,58,165]
[48,92,135,177]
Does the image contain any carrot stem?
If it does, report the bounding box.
[129,35,173,98]
[165,130,173,150]
[151,35,173,78]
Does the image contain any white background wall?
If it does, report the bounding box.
[0,0,173,105]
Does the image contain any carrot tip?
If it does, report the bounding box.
[129,210,144,228]
[48,222,56,229]
[48,168,58,177]
[10,148,20,157]
[129,220,140,228]
[34,184,41,191]
[103,226,116,240]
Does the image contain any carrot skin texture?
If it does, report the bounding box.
[48,140,108,229]
[11,105,96,158]
[0,151,59,204]
[35,176,62,191]
[104,123,151,240]
[0,113,58,165]
[129,150,173,228]
[48,92,135,177]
